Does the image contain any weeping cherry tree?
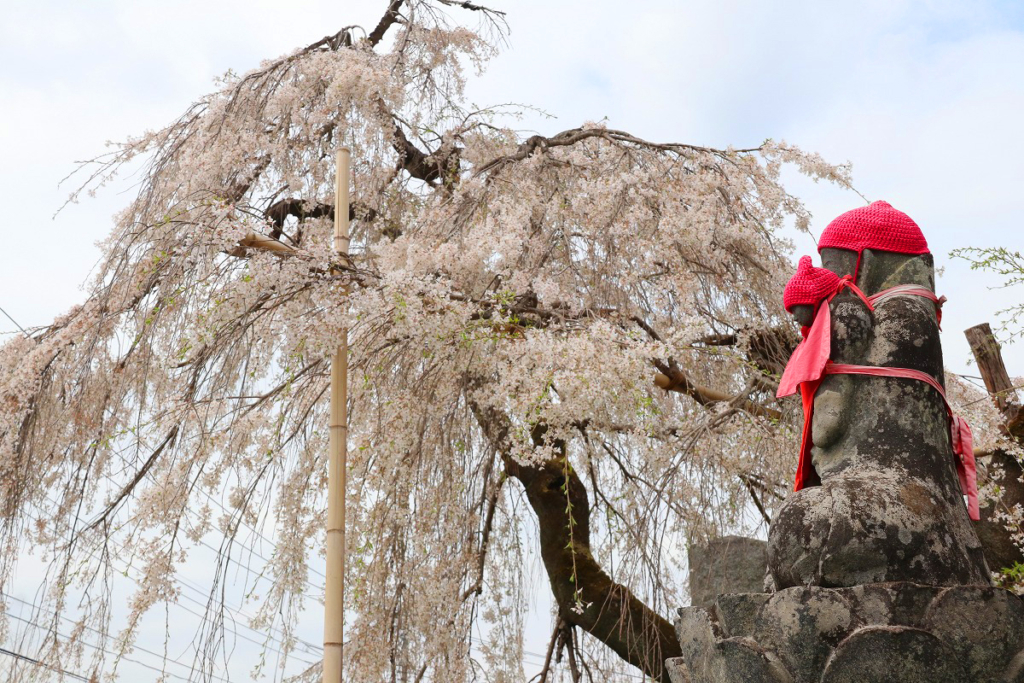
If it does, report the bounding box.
[0,1,872,680]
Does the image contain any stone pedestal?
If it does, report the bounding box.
[688,536,768,609]
[667,582,1024,683]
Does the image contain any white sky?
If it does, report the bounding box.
[2,0,1022,374]
[1,0,1024,680]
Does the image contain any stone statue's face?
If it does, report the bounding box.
[819,248,858,282]
[791,304,815,328]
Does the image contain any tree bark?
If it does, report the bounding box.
[367,0,405,47]
[469,398,681,681]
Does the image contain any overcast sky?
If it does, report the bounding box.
[2,0,1023,679]
[2,1,1022,375]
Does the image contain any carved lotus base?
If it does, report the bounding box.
[667,582,1024,683]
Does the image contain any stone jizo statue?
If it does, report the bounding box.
[667,202,1024,683]
[768,200,988,589]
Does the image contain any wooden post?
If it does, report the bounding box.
[965,322,1024,438]
[965,323,1018,414]
[324,148,350,683]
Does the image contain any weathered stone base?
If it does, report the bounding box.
[667,582,1024,683]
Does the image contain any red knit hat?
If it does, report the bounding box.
[818,200,929,257]
[783,255,842,312]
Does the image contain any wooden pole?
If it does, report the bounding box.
[965,323,1018,415]
[965,322,1024,439]
[324,148,350,683]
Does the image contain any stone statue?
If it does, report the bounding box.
[768,202,989,589]
[667,202,1024,683]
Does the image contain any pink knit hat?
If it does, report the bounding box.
[818,200,929,257]
[783,255,842,312]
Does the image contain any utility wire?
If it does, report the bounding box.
[174,571,324,657]
[2,591,239,683]
[35,490,324,658]
[0,304,28,337]
[99,450,327,589]
[5,611,196,683]
[0,306,323,586]
[0,644,90,682]
[164,574,319,665]
[193,484,328,581]
[27,506,320,669]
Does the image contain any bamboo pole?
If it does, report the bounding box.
[324,148,350,683]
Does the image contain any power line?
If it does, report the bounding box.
[0,302,323,588]
[46,475,328,660]
[0,644,90,682]
[193,531,324,595]
[0,304,28,337]
[192,485,328,582]
[8,567,317,682]
[174,570,324,658]
[99,447,327,590]
[164,573,320,666]
[5,611,196,683]
[2,591,239,683]
[26,506,321,669]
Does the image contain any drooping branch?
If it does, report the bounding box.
[468,396,681,682]
[435,0,505,14]
[475,130,607,176]
[85,426,180,533]
[459,473,505,602]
